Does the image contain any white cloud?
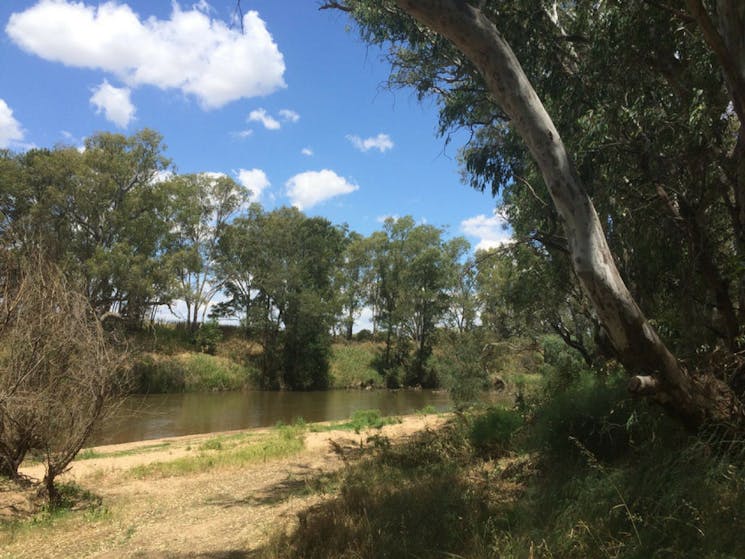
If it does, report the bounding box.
[90,80,135,127]
[376,214,400,223]
[232,129,253,139]
[248,108,280,130]
[347,133,394,153]
[460,212,513,251]
[237,168,270,201]
[301,147,313,156]
[6,1,286,109]
[285,169,358,210]
[279,108,299,123]
[0,99,24,148]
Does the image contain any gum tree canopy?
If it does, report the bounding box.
[325,0,745,428]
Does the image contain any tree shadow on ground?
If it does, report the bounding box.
[205,463,337,509]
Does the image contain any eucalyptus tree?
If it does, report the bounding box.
[326,0,745,427]
[166,173,249,331]
[336,230,372,340]
[0,130,173,326]
[215,206,345,389]
[367,216,468,386]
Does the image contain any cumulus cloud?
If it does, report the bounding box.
[301,147,313,156]
[347,133,394,153]
[237,168,270,201]
[248,108,280,130]
[279,108,299,123]
[286,169,358,210]
[0,99,24,148]
[90,80,135,127]
[460,212,513,251]
[6,1,286,109]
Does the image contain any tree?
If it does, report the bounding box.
[0,250,127,502]
[336,231,371,340]
[327,0,745,428]
[167,173,249,331]
[366,216,467,386]
[1,130,173,326]
[214,206,345,389]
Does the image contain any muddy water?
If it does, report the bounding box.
[93,389,452,445]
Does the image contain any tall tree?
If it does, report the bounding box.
[214,206,344,389]
[367,216,467,386]
[1,130,173,326]
[167,173,249,331]
[327,1,745,427]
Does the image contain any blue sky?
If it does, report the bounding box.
[0,0,511,250]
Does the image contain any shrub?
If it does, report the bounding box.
[468,407,523,456]
[193,320,223,355]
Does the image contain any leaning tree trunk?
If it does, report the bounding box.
[393,0,744,428]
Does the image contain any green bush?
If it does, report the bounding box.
[468,406,523,456]
[193,320,223,355]
[529,371,638,465]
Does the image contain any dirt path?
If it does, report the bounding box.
[1,414,446,559]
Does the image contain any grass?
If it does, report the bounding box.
[328,341,385,389]
[128,425,304,479]
[76,442,172,461]
[308,409,400,434]
[260,371,745,559]
[132,351,256,393]
[0,481,109,547]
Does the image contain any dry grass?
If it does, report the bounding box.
[0,415,445,558]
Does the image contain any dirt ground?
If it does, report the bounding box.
[0,414,446,559]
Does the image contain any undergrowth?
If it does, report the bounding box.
[261,364,745,559]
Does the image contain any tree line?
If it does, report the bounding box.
[1,135,530,391]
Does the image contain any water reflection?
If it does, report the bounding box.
[93,390,453,445]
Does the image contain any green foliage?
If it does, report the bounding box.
[429,329,489,408]
[347,409,398,432]
[215,206,345,390]
[308,410,399,434]
[529,367,637,465]
[468,407,522,456]
[367,216,471,388]
[193,320,222,355]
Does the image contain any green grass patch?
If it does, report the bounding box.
[128,426,304,479]
[309,409,400,434]
[329,341,385,389]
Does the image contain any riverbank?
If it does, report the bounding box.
[0,413,447,558]
[131,334,387,393]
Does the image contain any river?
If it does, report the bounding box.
[92,389,453,445]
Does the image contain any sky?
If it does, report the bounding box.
[0,0,512,252]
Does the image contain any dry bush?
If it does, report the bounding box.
[0,251,128,503]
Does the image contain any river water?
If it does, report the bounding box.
[92,389,453,445]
